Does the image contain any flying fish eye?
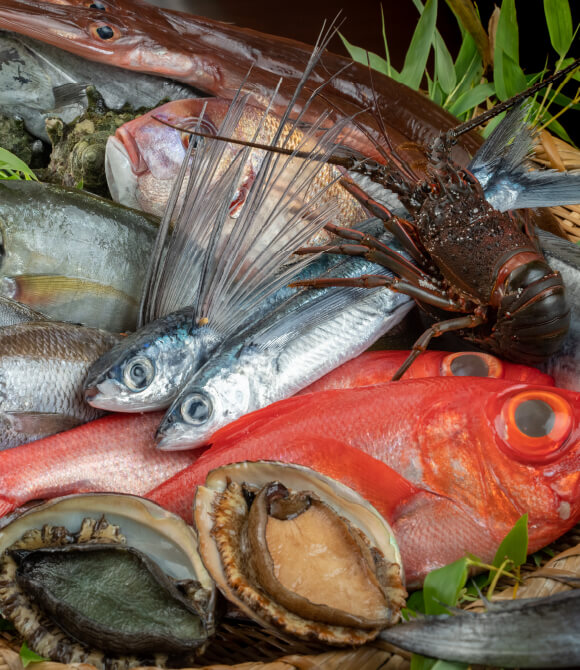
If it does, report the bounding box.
[123,356,155,391]
[441,352,503,378]
[498,390,573,463]
[90,23,119,40]
[180,392,213,425]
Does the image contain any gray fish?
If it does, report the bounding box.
[0,320,119,449]
[0,30,196,142]
[0,295,47,326]
[156,251,414,451]
[539,228,580,391]
[0,179,159,331]
[378,589,580,668]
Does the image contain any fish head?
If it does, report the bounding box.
[414,380,580,553]
[83,309,204,412]
[156,371,252,451]
[105,97,263,216]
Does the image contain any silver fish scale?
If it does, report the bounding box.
[0,322,119,449]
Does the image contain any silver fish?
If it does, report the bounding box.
[156,254,414,450]
[539,228,580,391]
[0,30,196,142]
[0,179,159,331]
[0,320,119,449]
[84,28,355,413]
[0,295,47,326]
[378,590,580,668]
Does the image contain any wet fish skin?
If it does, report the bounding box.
[0,320,119,449]
[157,284,414,451]
[146,377,580,586]
[106,96,366,230]
[0,179,159,331]
[0,295,47,326]
[0,29,197,142]
[297,350,555,394]
[378,590,580,668]
[0,412,197,520]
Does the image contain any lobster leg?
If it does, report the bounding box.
[391,313,486,380]
[338,175,430,266]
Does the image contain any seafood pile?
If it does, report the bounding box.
[0,0,580,667]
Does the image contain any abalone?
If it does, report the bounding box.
[194,461,406,646]
[0,493,216,669]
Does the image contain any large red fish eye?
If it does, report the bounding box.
[499,390,573,463]
[441,352,503,378]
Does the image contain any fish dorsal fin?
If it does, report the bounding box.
[139,19,354,340]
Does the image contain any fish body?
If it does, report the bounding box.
[0,411,197,520]
[0,29,196,141]
[106,97,367,226]
[297,350,555,394]
[0,179,159,331]
[0,296,47,326]
[157,279,414,450]
[147,377,580,586]
[378,590,580,668]
[0,320,119,448]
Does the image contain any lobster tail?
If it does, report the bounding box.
[485,260,570,363]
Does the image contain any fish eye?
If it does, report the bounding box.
[441,352,503,378]
[89,1,106,9]
[180,392,213,425]
[123,356,155,391]
[498,390,573,463]
[90,23,119,40]
[180,132,200,151]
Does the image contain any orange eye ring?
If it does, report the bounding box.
[89,22,120,41]
[499,390,573,463]
[441,352,503,378]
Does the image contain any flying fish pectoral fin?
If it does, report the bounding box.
[50,82,88,111]
[3,411,84,437]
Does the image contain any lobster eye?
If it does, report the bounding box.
[123,356,155,391]
[441,352,503,378]
[180,392,212,425]
[499,390,573,463]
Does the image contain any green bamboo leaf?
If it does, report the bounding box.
[0,147,38,181]
[434,31,457,94]
[544,0,574,57]
[423,557,469,616]
[481,112,505,138]
[495,50,527,100]
[338,33,398,79]
[20,642,49,668]
[453,29,479,82]
[411,654,436,670]
[493,513,528,570]
[431,662,469,670]
[495,0,520,63]
[448,81,495,116]
[400,0,438,89]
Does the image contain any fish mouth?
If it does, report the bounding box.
[104,134,141,209]
[84,380,165,413]
[155,421,209,452]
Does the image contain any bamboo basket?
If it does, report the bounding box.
[535,131,580,244]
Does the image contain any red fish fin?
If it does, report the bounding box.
[0,496,16,520]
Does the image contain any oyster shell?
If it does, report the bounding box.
[194,461,406,646]
[0,493,216,669]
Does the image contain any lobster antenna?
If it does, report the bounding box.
[450,57,580,139]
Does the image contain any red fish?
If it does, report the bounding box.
[0,412,197,519]
[298,350,555,394]
[147,377,580,586]
[0,0,480,164]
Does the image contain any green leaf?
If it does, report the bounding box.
[431,662,469,670]
[338,33,398,79]
[495,0,520,63]
[434,31,457,94]
[411,654,436,670]
[494,49,527,100]
[448,81,495,116]
[20,642,49,667]
[493,513,528,570]
[481,112,506,138]
[423,557,469,615]
[400,0,438,89]
[0,147,38,181]
[544,0,574,57]
[445,0,491,67]
[406,588,426,614]
[453,29,480,83]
